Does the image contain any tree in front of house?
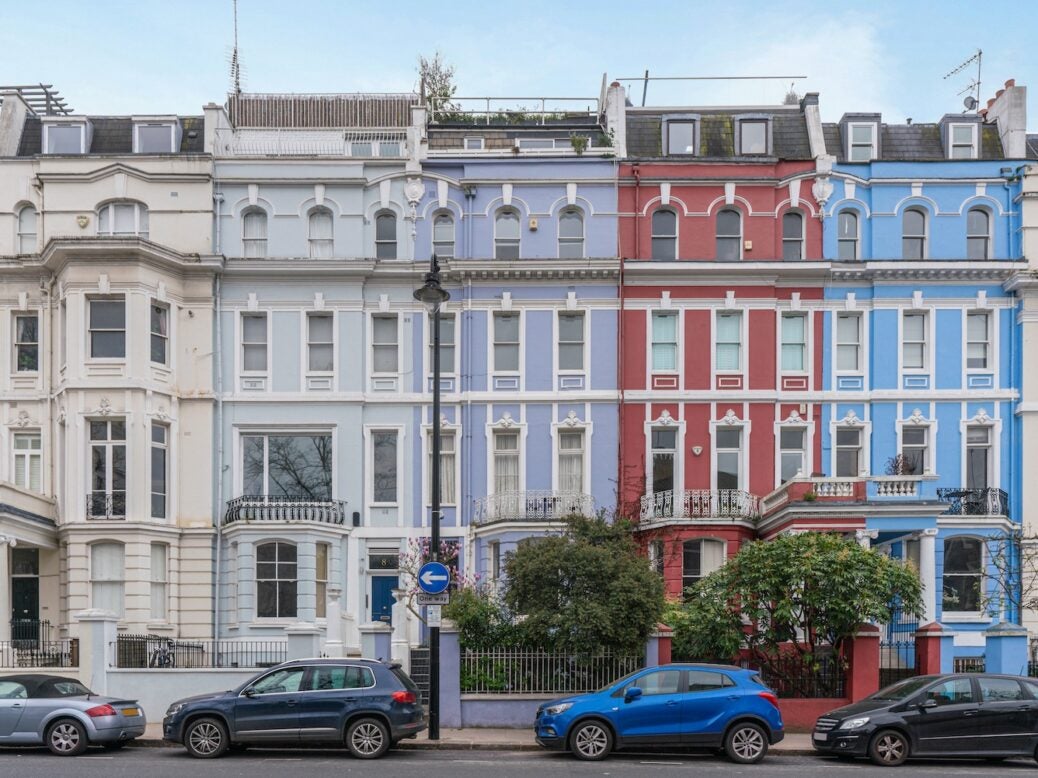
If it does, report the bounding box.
[673,532,923,696]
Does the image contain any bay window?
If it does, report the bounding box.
[242,434,333,500]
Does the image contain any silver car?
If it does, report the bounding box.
[0,674,146,755]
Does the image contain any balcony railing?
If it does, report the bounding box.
[640,489,761,523]
[473,491,594,525]
[937,487,1009,517]
[223,496,349,526]
[87,492,125,520]
[870,477,924,498]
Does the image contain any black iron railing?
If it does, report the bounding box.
[937,488,1009,517]
[754,655,847,699]
[86,492,126,519]
[0,638,78,668]
[113,634,287,668]
[10,619,51,648]
[223,496,348,525]
[954,656,986,673]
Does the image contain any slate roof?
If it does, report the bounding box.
[1026,134,1038,160]
[626,109,813,161]
[15,116,205,156]
[822,122,1006,161]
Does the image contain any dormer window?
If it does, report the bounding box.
[949,123,978,159]
[848,123,877,161]
[737,119,768,155]
[464,137,485,151]
[133,120,179,153]
[43,121,89,154]
[667,121,696,155]
[517,138,556,150]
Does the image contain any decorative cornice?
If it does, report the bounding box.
[6,410,36,428]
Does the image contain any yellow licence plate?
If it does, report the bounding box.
[121,708,140,717]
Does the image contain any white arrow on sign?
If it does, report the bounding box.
[421,570,449,586]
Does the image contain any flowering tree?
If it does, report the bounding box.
[397,537,480,622]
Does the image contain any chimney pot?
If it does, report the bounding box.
[611,81,620,87]
[987,98,996,108]
[996,88,1005,98]
[1005,78,1016,88]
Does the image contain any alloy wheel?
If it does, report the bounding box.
[188,722,223,756]
[574,724,609,759]
[731,726,765,761]
[50,723,81,754]
[875,733,906,764]
[350,722,385,756]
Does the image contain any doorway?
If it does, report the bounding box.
[371,576,398,624]
[11,548,40,647]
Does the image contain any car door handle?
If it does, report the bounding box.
[285,699,298,707]
[1018,706,1032,711]
[727,695,739,701]
[666,700,679,706]
[962,709,978,716]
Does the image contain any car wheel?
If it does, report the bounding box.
[869,729,909,767]
[184,717,229,759]
[724,722,768,764]
[346,718,390,759]
[46,719,88,756]
[570,721,613,761]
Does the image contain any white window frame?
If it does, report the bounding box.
[306,311,335,375]
[370,313,399,377]
[432,211,456,259]
[650,310,680,375]
[960,414,1000,492]
[557,207,585,259]
[715,208,743,260]
[556,310,587,375]
[150,301,169,366]
[12,431,42,493]
[90,542,125,617]
[966,206,991,260]
[831,421,870,478]
[901,310,930,373]
[255,540,298,620]
[552,417,593,495]
[711,420,748,492]
[681,538,726,595]
[491,310,522,375]
[88,297,127,362]
[834,311,864,374]
[491,428,523,497]
[16,205,37,254]
[43,122,88,154]
[150,422,168,519]
[847,122,878,161]
[97,201,149,238]
[494,208,521,259]
[941,535,985,618]
[424,423,460,507]
[965,310,992,372]
[464,137,485,151]
[775,419,812,485]
[949,123,979,159]
[240,312,270,376]
[13,312,39,373]
[368,427,402,507]
[902,207,929,260]
[237,429,336,499]
[779,312,808,373]
[426,310,457,378]
[242,208,268,258]
[782,210,804,260]
[149,542,168,621]
[651,208,678,261]
[896,417,934,476]
[315,542,330,619]
[644,416,685,496]
[837,210,859,260]
[489,540,501,580]
[374,210,398,260]
[714,310,744,374]
[88,418,127,519]
[133,122,177,153]
[308,207,334,258]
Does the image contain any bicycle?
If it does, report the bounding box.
[149,638,176,668]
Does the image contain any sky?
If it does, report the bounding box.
[1,0,1036,124]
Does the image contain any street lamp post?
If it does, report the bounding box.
[414,254,449,741]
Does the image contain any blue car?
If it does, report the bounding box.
[535,663,783,762]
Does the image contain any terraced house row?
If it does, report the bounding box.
[0,76,1037,670]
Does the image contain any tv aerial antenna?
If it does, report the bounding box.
[944,49,982,112]
[228,0,244,94]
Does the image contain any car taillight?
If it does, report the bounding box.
[392,690,417,704]
[85,704,117,718]
[758,691,780,709]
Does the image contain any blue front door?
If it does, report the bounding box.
[371,576,398,623]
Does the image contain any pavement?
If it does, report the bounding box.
[138,723,818,753]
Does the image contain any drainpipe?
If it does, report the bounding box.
[213,271,224,641]
[617,158,627,519]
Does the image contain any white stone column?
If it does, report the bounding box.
[390,587,410,673]
[919,528,939,623]
[855,529,878,549]
[324,586,344,658]
[0,538,12,642]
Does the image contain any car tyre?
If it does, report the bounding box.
[46,718,88,756]
[183,717,230,759]
[724,722,768,764]
[345,718,390,759]
[869,729,909,767]
[570,720,613,761]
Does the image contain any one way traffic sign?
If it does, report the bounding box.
[417,561,451,595]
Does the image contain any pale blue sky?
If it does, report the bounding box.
[1,0,1035,123]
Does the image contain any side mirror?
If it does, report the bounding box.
[919,698,937,709]
[243,688,257,698]
[624,687,643,703]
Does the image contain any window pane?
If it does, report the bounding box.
[265,436,333,500]
[780,428,805,449]
[90,300,125,329]
[373,432,398,502]
[652,209,676,236]
[309,210,333,239]
[373,316,396,344]
[635,670,682,696]
[716,428,741,449]
[48,125,82,153]
[717,210,740,236]
[838,212,857,239]
[667,122,695,154]
[559,210,583,239]
[903,209,925,236]
[783,212,802,239]
[652,453,674,492]
[376,213,396,241]
[91,332,125,359]
[836,448,859,477]
[559,313,583,342]
[652,429,677,449]
[243,315,266,342]
[651,237,675,260]
[138,125,172,152]
[309,314,333,342]
[851,125,873,143]
[967,208,988,236]
[740,121,767,154]
[496,211,520,240]
[967,236,988,260]
[243,211,267,239]
[434,214,454,242]
[717,452,740,489]
[903,313,925,341]
[952,125,974,144]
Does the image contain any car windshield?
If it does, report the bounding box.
[599,670,643,693]
[869,676,935,701]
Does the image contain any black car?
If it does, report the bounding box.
[813,673,1038,766]
[163,658,424,759]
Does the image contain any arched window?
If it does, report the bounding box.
[682,539,725,598]
[16,205,37,254]
[494,208,520,259]
[902,207,927,260]
[97,201,148,238]
[650,208,677,260]
[308,208,333,258]
[942,537,982,614]
[256,541,298,619]
[966,207,990,260]
[90,542,125,616]
[433,212,455,259]
[716,208,742,260]
[242,209,267,258]
[837,210,859,260]
[375,211,397,259]
[782,210,804,260]
[558,207,584,258]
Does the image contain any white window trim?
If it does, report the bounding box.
[149,542,170,623]
[774,414,815,485]
[644,413,686,496]
[369,311,401,383]
[647,308,682,385]
[948,122,979,159]
[86,296,127,364]
[424,309,459,380]
[898,308,933,377]
[554,309,589,378]
[233,425,339,500]
[963,307,997,377]
[959,411,1001,491]
[12,310,41,374]
[302,310,336,379]
[710,413,751,491]
[782,210,805,260]
[777,310,811,375]
[149,300,170,367]
[463,137,485,151]
[16,205,38,254]
[365,425,405,509]
[133,121,177,154]
[96,201,148,237]
[150,422,170,519]
[681,537,728,588]
[494,208,521,259]
[551,412,594,494]
[557,207,585,258]
[432,210,456,259]
[837,210,860,260]
[711,309,747,378]
[651,208,678,260]
[829,414,872,478]
[486,416,528,499]
[941,535,986,620]
[239,310,271,378]
[42,121,88,154]
[737,118,770,156]
[11,429,43,493]
[716,208,743,260]
[847,122,878,161]
[902,207,929,260]
[374,210,398,259]
[241,208,269,258]
[421,418,462,511]
[489,309,524,380]
[895,410,938,477]
[833,310,868,377]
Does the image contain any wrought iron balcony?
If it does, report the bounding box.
[473,491,594,525]
[223,496,349,526]
[937,487,1009,517]
[86,492,125,520]
[640,489,761,523]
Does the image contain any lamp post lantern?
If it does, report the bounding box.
[413,254,449,740]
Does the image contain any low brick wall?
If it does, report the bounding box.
[778,697,848,731]
[460,694,553,728]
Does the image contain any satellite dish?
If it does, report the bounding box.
[963,95,978,111]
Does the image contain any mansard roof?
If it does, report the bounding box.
[15,115,205,156]
[1026,133,1038,160]
[821,121,1006,162]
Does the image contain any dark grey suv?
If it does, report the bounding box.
[163,659,424,759]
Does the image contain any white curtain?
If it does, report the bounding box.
[781,315,805,371]
[91,542,125,616]
[701,539,726,577]
[309,210,333,257]
[440,435,456,503]
[558,432,584,492]
[652,313,677,371]
[150,543,167,621]
[715,313,741,370]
